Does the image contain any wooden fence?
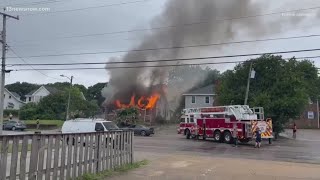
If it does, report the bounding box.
[0,131,134,180]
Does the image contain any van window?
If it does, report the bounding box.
[95,123,105,131]
[103,122,119,130]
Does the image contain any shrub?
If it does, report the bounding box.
[4,109,19,117]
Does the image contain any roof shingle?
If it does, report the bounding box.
[183,84,215,95]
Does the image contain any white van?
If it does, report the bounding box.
[61,118,124,147]
[61,118,120,133]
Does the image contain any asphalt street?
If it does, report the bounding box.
[134,127,320,164]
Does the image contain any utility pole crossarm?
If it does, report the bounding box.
[0,12,19,20]
[0,12,19,135]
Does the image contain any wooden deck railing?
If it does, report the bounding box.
[0,131,134,180]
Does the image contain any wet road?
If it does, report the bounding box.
[134,129,320,164]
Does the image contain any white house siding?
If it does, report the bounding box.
[4,90,25,110]
[26,86,50,103]
[185,95,214,108]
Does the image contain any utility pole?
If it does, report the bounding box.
[67,76,73,120]
[317,99,319,129]
[244,62,253,105]
[0,12,19,135]
[60,75,73,120]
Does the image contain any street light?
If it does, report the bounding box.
[60,75,73,120]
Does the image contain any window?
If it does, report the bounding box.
[103,122,119,130]
[205,96,210,104]
[95,123,105,131]
[9,96,11,99]
[7,102,14,109]
[308,111,314,119]
[191,96,196,103]
[190,115,194,123]
[29,97,31,102]
[180,118,185,123]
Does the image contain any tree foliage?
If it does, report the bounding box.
[87,83,106,106]
[218,55,320,133]
[19,87,99,120]
[5,82,40,101]
[115,107,139,123]
[6,81,107,108]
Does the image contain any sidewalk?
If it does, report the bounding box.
[109,155,320,180]
[281,129,320,142]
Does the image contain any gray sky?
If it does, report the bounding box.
[1,0,320,87]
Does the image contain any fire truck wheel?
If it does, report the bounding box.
[185,129,191,139]
[214,130,222,142]
[223,131,232,144]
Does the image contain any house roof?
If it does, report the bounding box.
[26,86,59,96]
[26,89,37,96]
[5,89,26,104]
[44,86,59,94]
[11,92,20,99]
[183,84,215,96]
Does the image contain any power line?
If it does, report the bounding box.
[8,47,63,80]
[22,0,152,16]
[9,49,320,70]
[9,54,320,67]
[11,54,320,71]
[7,34,320,59]
[11,5,320,43]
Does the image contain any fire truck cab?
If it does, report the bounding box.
[178,105,273,143]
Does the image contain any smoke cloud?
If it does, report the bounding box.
[102,0,312,106]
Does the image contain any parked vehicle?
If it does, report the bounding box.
[3,120,27,131]
[121,124,154,136]
[61,118,123,146]
[178,105,273,143]
[61,118,120,133]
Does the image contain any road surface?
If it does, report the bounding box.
[112,127,320,180]
[134,127,320,164]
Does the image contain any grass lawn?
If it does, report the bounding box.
[24,120,64,128]
[78,160,148,180]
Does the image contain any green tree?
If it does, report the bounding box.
[19,103,39,120]
[5,82,41,101]
[116,107,139,123]
[87,83,107,106]
[19,87,99,120]
[47,82,87,95]
[218,55,319,134]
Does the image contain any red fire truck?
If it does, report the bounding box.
[178,105,273,143]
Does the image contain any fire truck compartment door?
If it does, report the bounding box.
[251,121,273,139]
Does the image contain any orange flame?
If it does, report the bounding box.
[115,92,160,110]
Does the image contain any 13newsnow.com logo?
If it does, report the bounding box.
[4,7,51,12]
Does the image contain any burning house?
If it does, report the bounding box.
[102,0,312,122]
[103,84,171,123]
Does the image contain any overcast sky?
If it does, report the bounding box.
[1,0,320,87]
